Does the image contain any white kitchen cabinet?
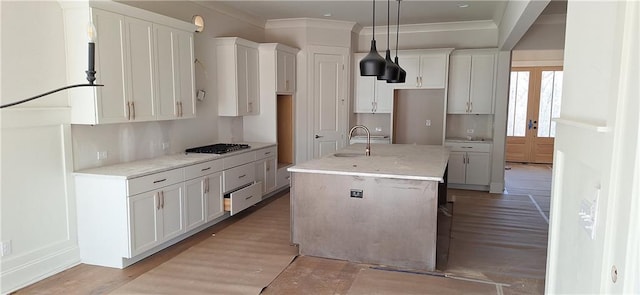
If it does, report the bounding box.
[445,142,491,188]
[447,50,497,114]
[127,182,184,257]
[156,25,196,120]
[184,178,206,231]
[205,173,224,221]
[353,53,393,113]
[61,2,196,124]
[276,49,296,93]
[396,50,452,89]
[184,159,224,230]
[217,37,260,116]
[256,156,277,195]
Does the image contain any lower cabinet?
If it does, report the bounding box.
[128,182,185,257]
[255,156,277,195]
[445,142,491,188]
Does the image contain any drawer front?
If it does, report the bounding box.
[226,181,262,216]
[223,163,255,193]
[445,142,492,153]
[255,146,277,160]
[128,168,183,196]
[223,151,256,169]
[185,159,223,180]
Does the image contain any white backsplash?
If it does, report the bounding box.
[446,114,494,140]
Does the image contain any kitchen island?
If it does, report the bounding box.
[288,143,449,271]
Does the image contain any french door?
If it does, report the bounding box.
[506,67,563,164]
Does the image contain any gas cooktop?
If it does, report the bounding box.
[185,143,251,154]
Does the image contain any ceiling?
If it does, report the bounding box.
[211,1,508,27]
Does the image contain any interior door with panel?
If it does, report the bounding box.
[506,67,563,163]
[311,46,348,158]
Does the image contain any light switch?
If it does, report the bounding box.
[425,120,431,126]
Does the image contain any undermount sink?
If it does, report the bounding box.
[333,152,366,157]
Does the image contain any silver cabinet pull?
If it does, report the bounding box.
[153,178,167,184]
[127,102,131,120]
[160,191,165,209]
[131,101,135,120]
[245,195,253,200]
[156,193,160,210]
[469,101,473,113]
[176,101,180,117]
[201,167,211,172]
[238,174,246,179]
[179,101,183,117]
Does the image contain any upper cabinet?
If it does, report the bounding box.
[276,49,296,94]
[396,49,452,89]
[447,50,497,114]
[155,25,195,120]
[61,2,196,125]
[353,53,394,113]
[216,37,260,116]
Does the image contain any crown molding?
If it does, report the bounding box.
[266,18,360,33]
[193,1,266,29]
[360,20,497,36]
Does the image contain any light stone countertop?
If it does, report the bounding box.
[288,143,450,182]
[74,142,275,179]
[445,137,493,144]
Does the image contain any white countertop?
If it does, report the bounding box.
[445,137,493,144]
[75,142,275,179]
[288,144,449,182]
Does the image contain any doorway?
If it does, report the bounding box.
[506,66,563,164]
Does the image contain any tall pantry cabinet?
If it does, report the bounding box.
[216,37,260,116]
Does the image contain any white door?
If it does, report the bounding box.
[176,30,195,118]
[154,25,179,120]
[205,172,224,221]
[125,17,156,122]
[447,152,466,184]
[310,46,349,158]
[469,53,495,114]
[447,54,472,114]
[465,152,491,185]
[127,191,160,257]
[398,55,421,88]
[184,178,205,231]
[159,183,185,241]
[419,54,447,89]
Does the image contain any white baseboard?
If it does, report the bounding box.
[1,245,80,294]
[490,181,505,194]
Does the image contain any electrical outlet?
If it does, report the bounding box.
[350,189,363,198]
[1,240,12,257]
[466,129,475,134]
[96,151,108,160]
[162,142,170,151]
[425,120,431,126]
[375,127,382,132]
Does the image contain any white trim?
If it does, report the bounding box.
[266,18,359,32]
[553,118,609,133]
[360,20,497,36]
[192,1,266,29]
[511,60,564,67]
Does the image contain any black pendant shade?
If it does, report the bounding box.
[360,0,386,76]
[360,40,386,76]
[387,56,406,83]
[378,49,400,81]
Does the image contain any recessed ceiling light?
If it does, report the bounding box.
[323,13,332,17]
[458,3,470,8]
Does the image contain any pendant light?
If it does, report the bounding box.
[378,0,401,81]
[359,0,386,76]
[388,0,406,83]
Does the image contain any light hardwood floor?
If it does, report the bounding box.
[15,164,551,294]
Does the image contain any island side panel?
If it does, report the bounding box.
[290,172,439,271]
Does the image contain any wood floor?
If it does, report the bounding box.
[15,163,551,294]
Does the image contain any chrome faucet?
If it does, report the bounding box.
[349,125,371,156]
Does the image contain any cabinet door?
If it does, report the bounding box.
[447,54,472,114]
[465,152,491,185]
[176,30,196,118]
[276,50,296,93]
[419,54,447,89]
[128,191,160,257]
[255,159,266,195]
[447,152,466,184]
[235,45,251,116]
[155,25,179,120]
[125,17,156,122]
[92,9,129,123]
[397,55,421,89]
[469,53,495,114]
[184,178,205,231]
[265,157,277,194]
[205,172,224,221]
[246,46,260,115]
[375,80,394,113]
[355,75,375,113]
[159,183,185,241]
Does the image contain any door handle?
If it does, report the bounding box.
[315,135,323,139]
[528,120,534,130]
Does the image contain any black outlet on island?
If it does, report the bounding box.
[350,189,363,198]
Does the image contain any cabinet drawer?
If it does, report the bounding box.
[445,142,491,153]
[223,163,255,193]
[128,168,183,196]
[224,181,262,215]
[184,159,223,180]
[223,151,256,169]
[255,146,276,160]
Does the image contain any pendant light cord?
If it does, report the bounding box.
[387,0,390,50]
[395,0,401,57]
[372,0,376,40]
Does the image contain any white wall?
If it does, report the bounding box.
[546,1,639,293]
[1,2,80,293]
